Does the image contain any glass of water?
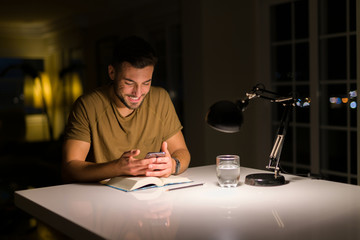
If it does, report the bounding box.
[216,155,240,187]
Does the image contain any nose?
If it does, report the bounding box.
[132,84,141,96]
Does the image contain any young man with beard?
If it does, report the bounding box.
[62,36,190,183]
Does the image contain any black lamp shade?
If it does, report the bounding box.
[205,100,243,133]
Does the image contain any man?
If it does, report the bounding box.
[62,36,190,183]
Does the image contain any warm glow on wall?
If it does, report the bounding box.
[33,76,43,108]
[23,72,54,141]
[24,72,52,109]
[71,72,83,102]
[40,72,52,107]
[23,66,83,142]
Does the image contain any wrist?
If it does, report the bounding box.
[172,157,181,175]
[113,158,125,176]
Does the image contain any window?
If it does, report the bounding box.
[260,0,358,184]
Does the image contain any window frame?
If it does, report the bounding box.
[256,0,360,184]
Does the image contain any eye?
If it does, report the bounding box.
[125,81,133,85]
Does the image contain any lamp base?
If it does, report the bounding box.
[245,173,286,186]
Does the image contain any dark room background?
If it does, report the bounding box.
[0,1,359,237]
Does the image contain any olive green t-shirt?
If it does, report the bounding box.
[64,85,182,163]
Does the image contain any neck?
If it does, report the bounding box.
[110,87,134,117]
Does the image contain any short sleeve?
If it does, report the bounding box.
[158,88,183,141]
[64,98,91,143]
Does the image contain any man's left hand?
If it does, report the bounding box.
[145,141,173,177]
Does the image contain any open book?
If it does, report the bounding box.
[106,175,192,192]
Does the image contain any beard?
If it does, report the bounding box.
[114,89,146,110]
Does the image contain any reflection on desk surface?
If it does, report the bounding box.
[15,165,360,240]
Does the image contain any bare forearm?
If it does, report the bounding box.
[61,160,120,183]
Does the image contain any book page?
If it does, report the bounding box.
[107,176,163,191]
[132,177,164,190]
[106,175,192,191]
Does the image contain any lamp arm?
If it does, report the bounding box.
[266,103,292,177]
[268,134,285,175]
[245,85,295,104]
[241,84,299,177]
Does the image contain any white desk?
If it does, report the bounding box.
[15,165,360,240]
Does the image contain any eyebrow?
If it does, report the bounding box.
[124,78,152,83]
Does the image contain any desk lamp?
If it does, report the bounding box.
[206,84,310,186]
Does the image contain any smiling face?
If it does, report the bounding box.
[109,62,154,116]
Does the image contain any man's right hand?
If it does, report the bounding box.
[115,149,155,176]
[62,139,155,183]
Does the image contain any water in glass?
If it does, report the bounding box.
[216,155,240,187]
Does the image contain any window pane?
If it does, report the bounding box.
[276,85,293,96]
[350,0,356,32]
[273,45,292,82]
[294,0,309,39]
[351,131,357,175]
[320,84,347,126]
[295,167,311,175]
[319,0,346,34]
[295,42,309,81]
[296,126,310,165]
[350,35,357,79]
[319,37,347,80]
[325,175,348,184]
[351,178,357,185]
[280,125,293,164]
[320,129,347,172]
[271,3,292,41]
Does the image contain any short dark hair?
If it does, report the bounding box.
[111,36,158,70]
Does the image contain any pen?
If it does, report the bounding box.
[166,183,205,191]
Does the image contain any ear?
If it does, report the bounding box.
[108,65,115,81]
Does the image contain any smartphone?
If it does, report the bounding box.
[145,152,165,159]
